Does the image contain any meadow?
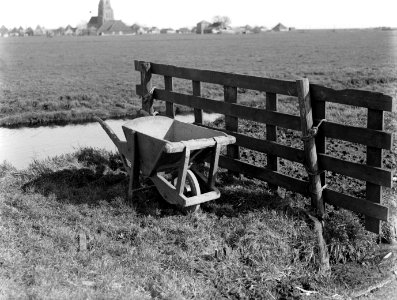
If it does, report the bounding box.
[1,30,397,299]
[0,30,396,126]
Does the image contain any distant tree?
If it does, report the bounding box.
[212,16,231,27]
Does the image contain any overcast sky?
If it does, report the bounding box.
[1,0,397,29]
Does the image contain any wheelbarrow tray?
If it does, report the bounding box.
[96,115,236,208]
[122,116,235,177]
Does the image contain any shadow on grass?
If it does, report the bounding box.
[22,147,303,221]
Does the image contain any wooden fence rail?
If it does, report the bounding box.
[134,60,395,234]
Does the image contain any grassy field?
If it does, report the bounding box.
[1,30,397,298]
[1,148,396,299]
[0,30,396,126]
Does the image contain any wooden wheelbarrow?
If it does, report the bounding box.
[96,116,236,211]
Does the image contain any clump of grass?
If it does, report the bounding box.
[323,209,375,264]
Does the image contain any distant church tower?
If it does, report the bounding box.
[98,0,114,27]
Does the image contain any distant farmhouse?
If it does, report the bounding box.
[272,23,288,32]
[87,0,132,35]
[0,25,9,37]
[196,20,211,34]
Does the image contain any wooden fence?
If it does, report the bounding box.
[134,60,395,234]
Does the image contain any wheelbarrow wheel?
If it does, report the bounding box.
[173,170,201,213]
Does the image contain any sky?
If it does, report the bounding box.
[1,0,397,30]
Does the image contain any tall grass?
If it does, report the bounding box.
[1,148,392,299]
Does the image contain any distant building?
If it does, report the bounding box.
[160,28,176,34]
[0,25,9,37]
[196,20,210,34]
[272,23,288,32]
[9,27,19,37]
[65,25,77,35]
[18,26,25,36]
[87,0,114,29]
[25,27,34,36]
[148,27,160,34]
[97,20,133,35]
[34,25,45,36]
[177,27,191,34]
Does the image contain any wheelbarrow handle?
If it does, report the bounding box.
[95,117,130,172]
[164,136,236,153]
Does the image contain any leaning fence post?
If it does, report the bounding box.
[139,62,154,115]
[297,78,325,217]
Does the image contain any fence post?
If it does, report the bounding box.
[297,78,325,217]
[224,85,240,177]
[140,62,154,115]
[266,92,279,191]
[164,76,175,118]
[193,81,203,123]
[365,109,383,234]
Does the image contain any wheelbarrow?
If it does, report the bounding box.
[96,116,236,211]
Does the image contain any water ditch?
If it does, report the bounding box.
[0,113,222,169]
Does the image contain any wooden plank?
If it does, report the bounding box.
[192,81,203,123]
[318,154,392,187]
[197,124,305,163]
[136,87,393,150]
[224,86,240,176]
[365,109,384,233]
[310,84,395,112]
[218,157,389,223]
[151,89,302,130]
[164,76,175,118]
[197,124,392,187]
[266,92,278,190]
[218,156,308,195]
[297,78,324,216]
[323,189,388,222]
[323,121,393,150]
[134,60,297,96]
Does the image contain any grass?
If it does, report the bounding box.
[1,147,396,299]
[1,30,396,298]
[1,30,396,127]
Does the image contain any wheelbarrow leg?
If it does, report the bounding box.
[124,129,141,202]
[175,143,191,195]
[207,138,222,188]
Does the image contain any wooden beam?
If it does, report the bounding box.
[218,156,308,195]
[151,89,302,130]
[134,60,297,96]
[224,86,239,177]
[310,84,395,112]
[365,109,384,234]
[164,76,174,118]
[192,81,203,123]
[266,92,278,191]
[323,189,388,222]
[322,121,393,150]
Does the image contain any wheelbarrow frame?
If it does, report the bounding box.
[96,116,235,208]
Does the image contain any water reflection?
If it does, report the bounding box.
[0,113,222,169]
